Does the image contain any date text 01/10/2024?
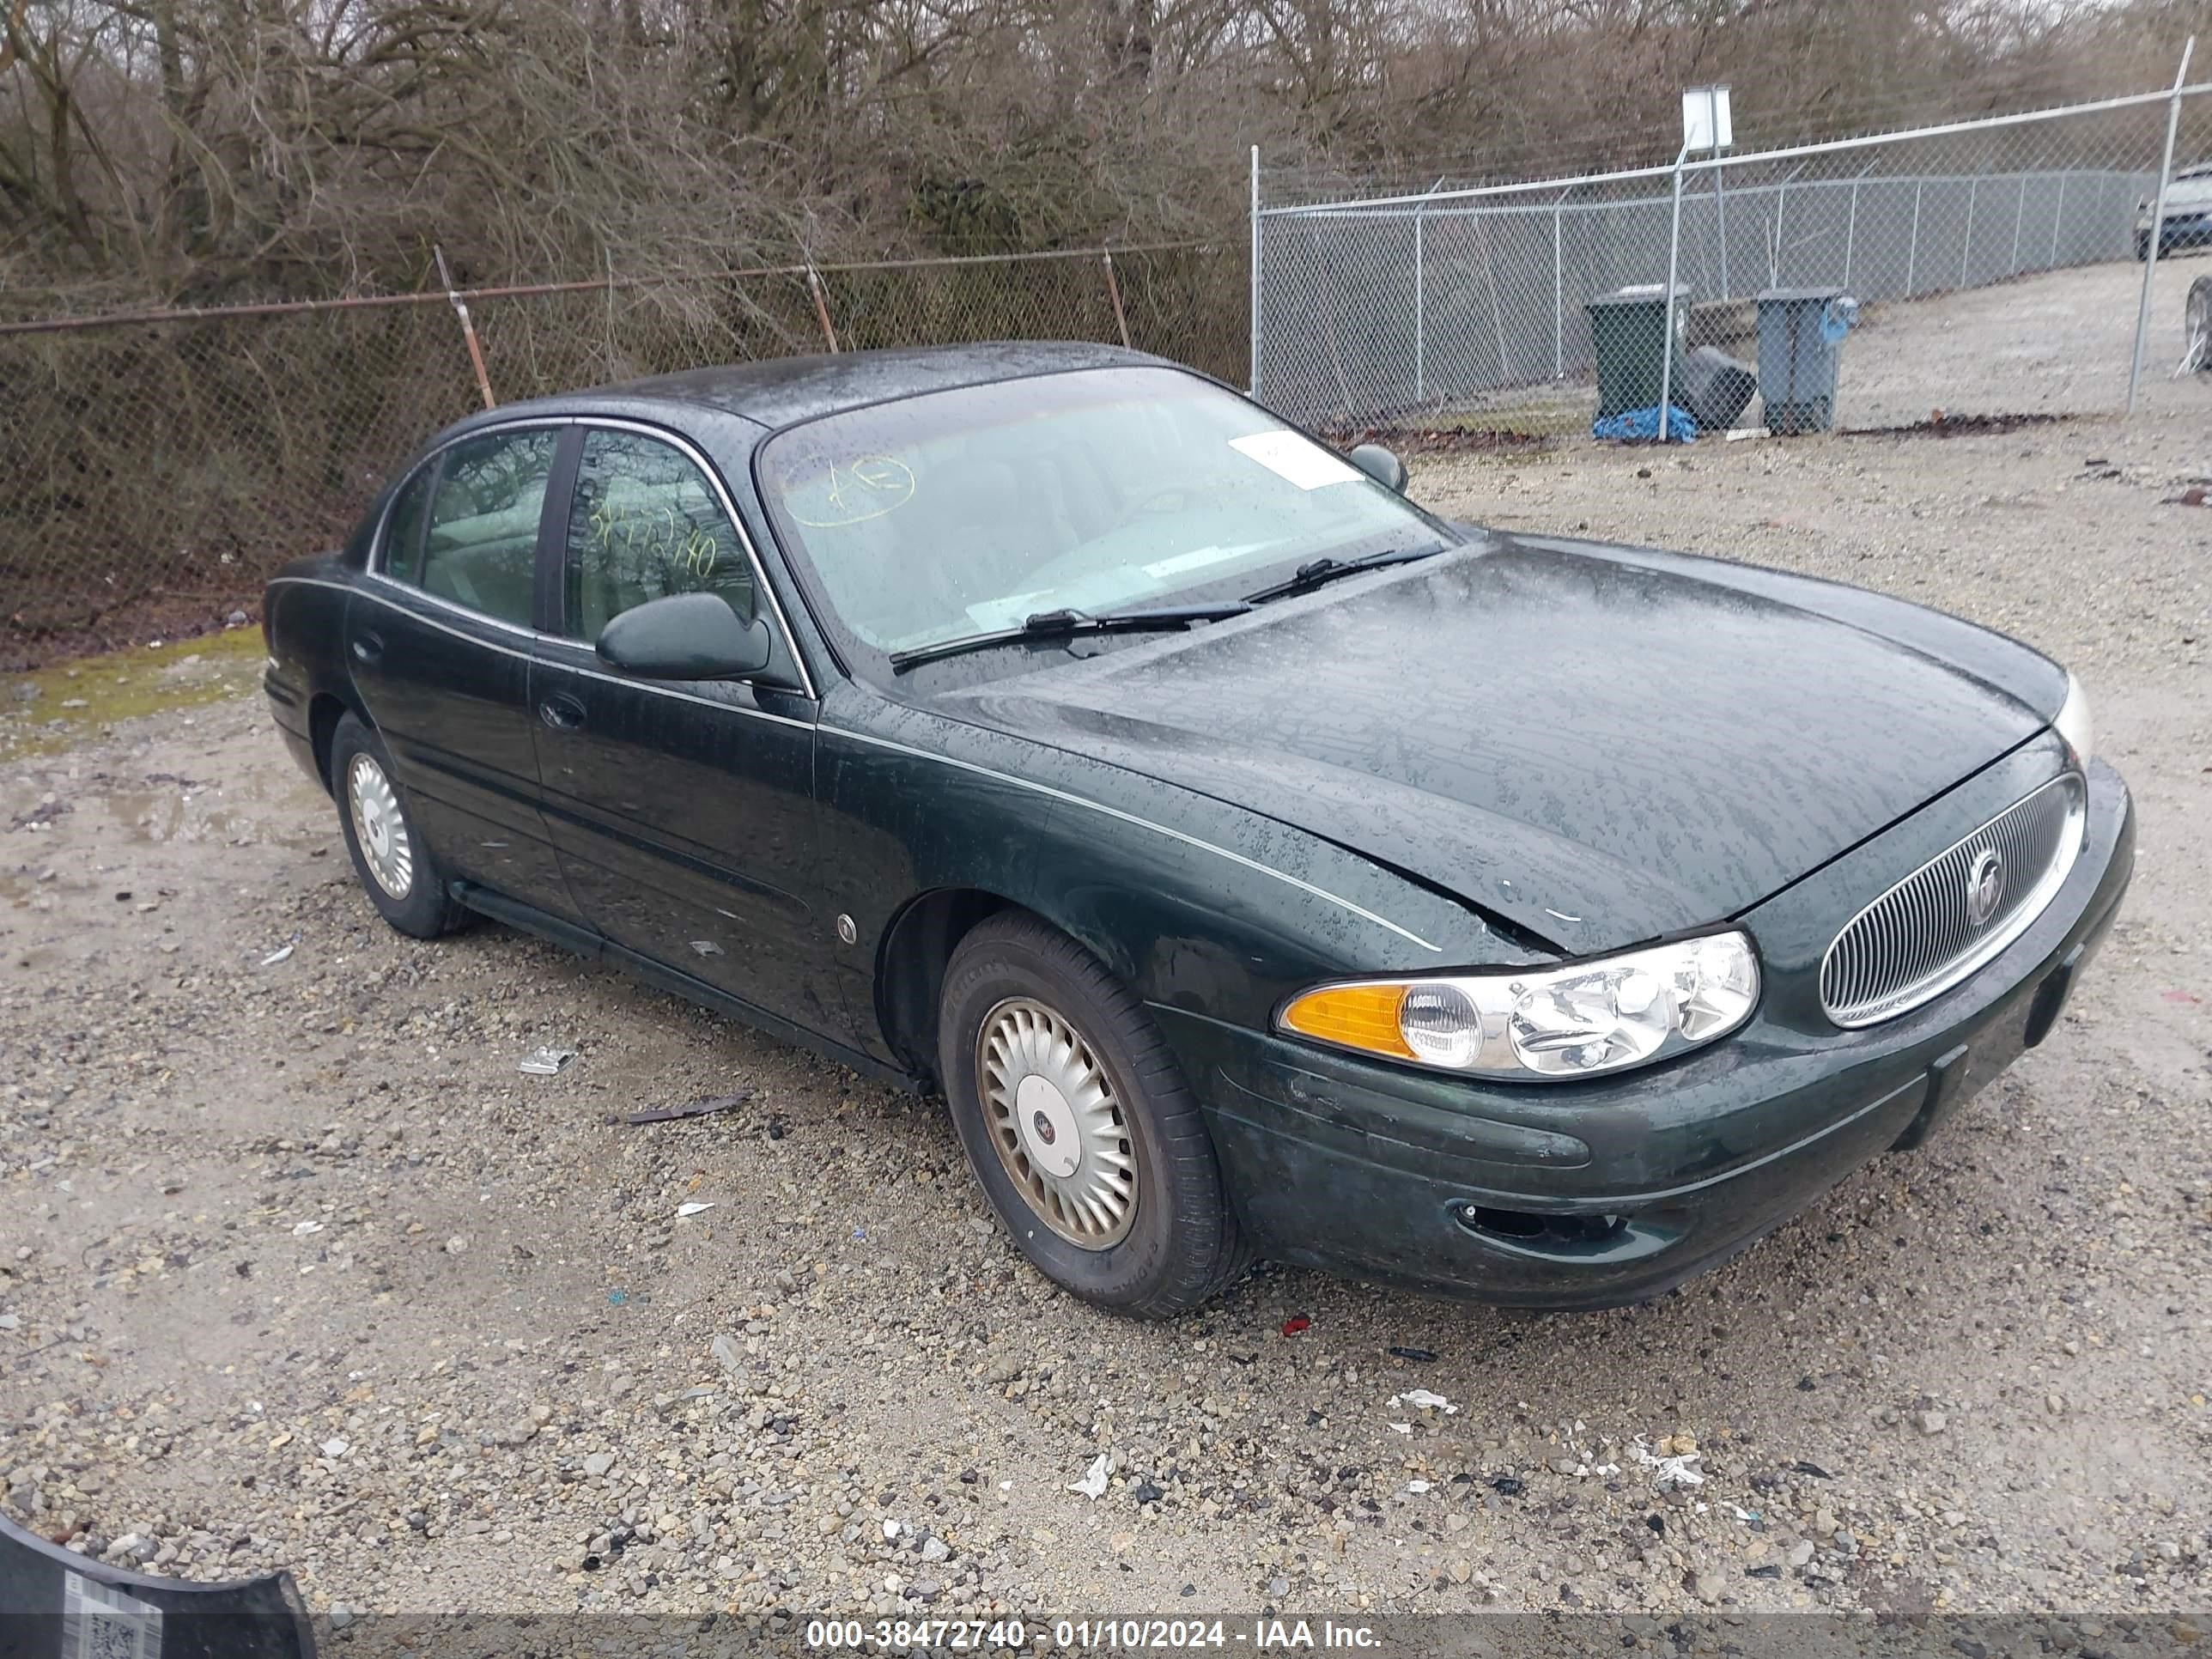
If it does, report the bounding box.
[799,1620,1382,1650]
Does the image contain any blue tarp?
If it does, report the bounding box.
[1592,404,1698,443]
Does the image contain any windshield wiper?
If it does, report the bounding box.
[889,602,1254,672]
[1241,541,1446,605]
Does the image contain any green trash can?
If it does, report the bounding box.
[1585,284,1689,419]
[1757,288,1860,434]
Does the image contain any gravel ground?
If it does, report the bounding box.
[3,270,2211,1629]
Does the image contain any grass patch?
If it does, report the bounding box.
[0,624,267,763]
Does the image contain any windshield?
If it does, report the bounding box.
[757,366,1449,670]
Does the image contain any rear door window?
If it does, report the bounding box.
[398,428,558,628]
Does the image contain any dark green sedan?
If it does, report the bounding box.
[262,343,2134,1317]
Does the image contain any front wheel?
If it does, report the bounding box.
[330,712,470,939]
[938,914,1247,1317]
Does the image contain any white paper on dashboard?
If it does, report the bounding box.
[1228,430,1361,489]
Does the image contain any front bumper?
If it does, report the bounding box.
[1158,757,2134,1309]
[2142,212,2212,246]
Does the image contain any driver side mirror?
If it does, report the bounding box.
[597,592,774,681]
[1348,442,1408,493]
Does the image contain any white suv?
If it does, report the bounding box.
[2139,161,2212,259]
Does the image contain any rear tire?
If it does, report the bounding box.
[938,914,1248,1317]
[330,712,470,939]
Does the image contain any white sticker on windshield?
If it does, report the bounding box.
[1141,541,1267,580]
[1229,430,1362,490]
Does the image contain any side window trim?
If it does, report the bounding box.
[533,427,585,635]
[566,416,818,701]
[374,463,435,580]
[369,415,574,577]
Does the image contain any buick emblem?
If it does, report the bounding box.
[1031,1111,1058,1146]
[1966,848,2004,927]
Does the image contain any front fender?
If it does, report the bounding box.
[815,690,1538,1066]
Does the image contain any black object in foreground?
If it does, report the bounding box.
[623,1088,755,1126]
[0,1510,315,1659]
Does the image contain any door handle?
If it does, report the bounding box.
[538,693,588,731]
[351,631,385,665]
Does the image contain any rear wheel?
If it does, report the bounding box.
[330,712,470,939]
[938,914,1247,1316]
[2187,276,2212,374]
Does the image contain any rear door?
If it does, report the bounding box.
[528,423,837,1034]
[346,422,585,920]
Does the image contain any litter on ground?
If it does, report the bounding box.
[675,1201,715,1218]
[625,1090,753,1125]
[1068,1454,1111,1499]
[1630,1434,1707,1487]
[519,1046,576,1075]
[1389,1389,1458,1414]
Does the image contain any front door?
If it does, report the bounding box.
[345,424,582,919]
[529,424,836,1034]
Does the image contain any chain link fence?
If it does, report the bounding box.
[1254,70,2212,441]
[0,244,1243,670]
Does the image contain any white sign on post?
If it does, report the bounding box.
[1681,85,1734,151]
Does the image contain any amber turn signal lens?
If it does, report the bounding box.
[1279,982,1415,1060]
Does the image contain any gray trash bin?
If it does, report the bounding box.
[1585,283,1689,419]
[1758,288,1858,434]
[1676,345,1759,433]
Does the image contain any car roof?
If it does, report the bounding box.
[451,341,1173,441]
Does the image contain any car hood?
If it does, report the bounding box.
[934,535,2055,956]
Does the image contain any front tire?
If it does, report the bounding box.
[330,712,470,939]
[938,914,1247,1317]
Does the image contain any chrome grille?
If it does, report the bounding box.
[1820,774,2087,1028]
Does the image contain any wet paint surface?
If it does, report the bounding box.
[940,532,2061,952]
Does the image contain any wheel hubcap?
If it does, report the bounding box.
[977,997,1137,1249]
[346,753,414,900]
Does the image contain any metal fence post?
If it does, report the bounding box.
[806,266,841,352]
[1844,174,1860,289]
[1102,250,1131,348]
[1412,209,1425,403]
[2050,171,2068,266]
[1960,177,1977,288]
[1658,142,1692,442]
[1413,178,1443,404]
[2130,37,2196,414]
[1906,180,1923,293]
[1772,172,1789,287]
[1705,86,1730,300]
[1553,186,1571,379]
[434,245,496,409]
[2010,174,2027,274]
[1249,146,1263,397]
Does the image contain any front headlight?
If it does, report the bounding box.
[1277,931,1760,1081]
[2054,670,2093,769]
